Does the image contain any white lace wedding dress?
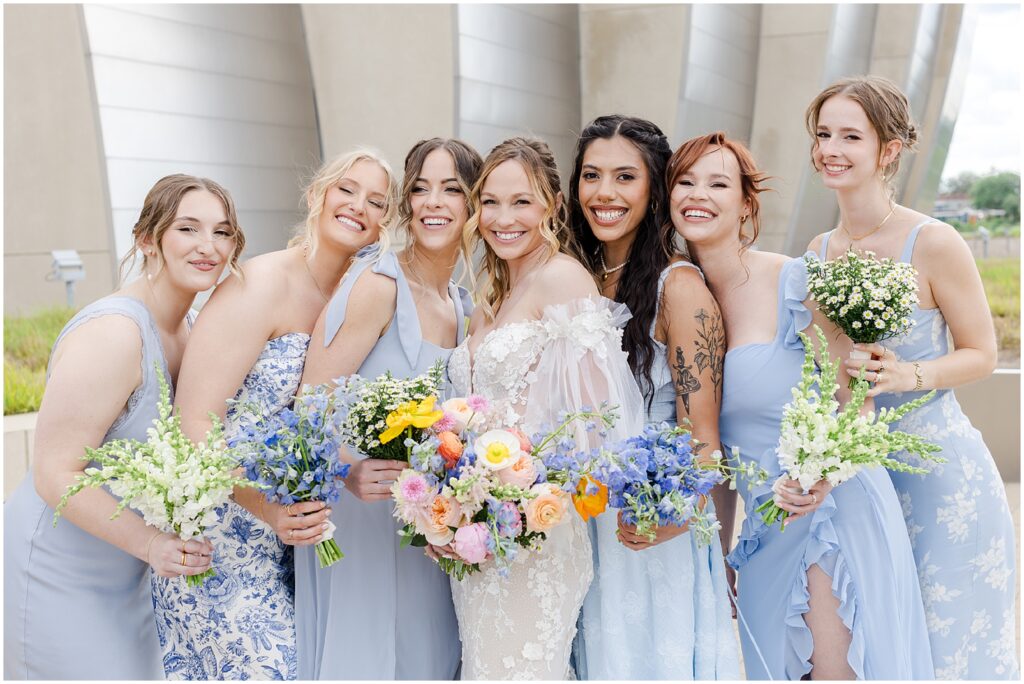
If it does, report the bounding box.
[447,297,643,680]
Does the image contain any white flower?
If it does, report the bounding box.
[473,430,523,471]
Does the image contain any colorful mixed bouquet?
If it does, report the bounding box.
[586,422,765,546]
[54,366,253,586]
[390,392,618,580]
[757,326,943,529]
[332,361,445,461]
[230,388,351,568]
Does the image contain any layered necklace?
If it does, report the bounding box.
[598,249,629,282]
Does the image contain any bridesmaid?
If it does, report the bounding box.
[153,150,397,680]
[567,115,739,679]
[672,131,934,679]
[805,75,1019,679]
[294,138,481,679]
[4,174,239,679]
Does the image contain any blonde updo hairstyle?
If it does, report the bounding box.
[118,173,245,284]
[289,148,400,257]
[462,137,582,321]
[805,75,919,189]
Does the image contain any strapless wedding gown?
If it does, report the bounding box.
[446,297,643,680]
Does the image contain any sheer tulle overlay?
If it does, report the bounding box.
[447,297,644,680]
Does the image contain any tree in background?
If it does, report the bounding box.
[941,170,980,195]
[970,171,1020,222]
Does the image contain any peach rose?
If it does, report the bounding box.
[525,483,571,533]
[437,431,464,470]
[417,494,461,545]
[441,398,473,435]
[497,454,539,488]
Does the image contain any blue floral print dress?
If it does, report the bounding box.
[821,223,1018,679]
[151,333,310,680]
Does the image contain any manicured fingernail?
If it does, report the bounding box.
[322,523,329,530]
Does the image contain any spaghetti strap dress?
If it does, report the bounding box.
[720,257,934,680]
[4,296,167,680]
[820,224,1018,679]
[574,261,740,680]
[293,250,467,680]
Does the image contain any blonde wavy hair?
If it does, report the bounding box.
[462,137,582,321]
[289,148,400,258]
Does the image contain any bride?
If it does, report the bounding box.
[445,137,644,679]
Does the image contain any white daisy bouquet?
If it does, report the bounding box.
[757,327,943,529]
[805,249,919,344]
[332,360,445,461]
[390,395,618,580]
[54,365,255,586]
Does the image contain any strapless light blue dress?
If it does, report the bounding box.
[720,257,934,680]
[575,261,740,679]
[294,250,467,680]
[151,332,309,680]
[820,224,1018,679]
[5,297,167,679]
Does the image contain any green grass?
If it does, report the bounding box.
[977,258,1020,365]
[4,306,75,415]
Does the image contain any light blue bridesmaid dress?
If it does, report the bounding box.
[821,223,1019,679]
[294,250,467,680]
[151,332,309,680]
[720,257,934,680]
[4,297,166,680]
[575,261,740,680]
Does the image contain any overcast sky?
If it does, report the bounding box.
[942,4,1021,178]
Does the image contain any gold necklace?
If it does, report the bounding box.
[598,250,629,282]
[840,203,896,245]
[302,243,330,303]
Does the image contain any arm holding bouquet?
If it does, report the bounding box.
[300,269,405,503]
[36,317,212,579]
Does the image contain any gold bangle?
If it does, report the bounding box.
[912,361,924,391]
[144,529,162,564]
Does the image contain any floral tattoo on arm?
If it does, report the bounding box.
[692,308,725,403]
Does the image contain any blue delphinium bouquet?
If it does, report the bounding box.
[592,422,764,546]
[230,387,351,568]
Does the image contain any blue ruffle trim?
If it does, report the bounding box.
[781,255,813,350]
[783,495,866,680]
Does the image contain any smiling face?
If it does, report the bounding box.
[670,146,749,248]
[151,189,235,292]
[478,159,550,264]
[813,94,889,190]
[577,135,650,250]
[408,148,469,254]
[316,158,389,252]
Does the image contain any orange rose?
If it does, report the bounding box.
[437,431,464,470]
[525,483,570,533]
[572,475,608,521]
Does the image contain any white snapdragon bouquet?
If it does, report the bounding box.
[757,327,943,529]
[54,366,255,586]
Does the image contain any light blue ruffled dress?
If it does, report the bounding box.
[720,257,934,680]
[4,297,166,680]
[151,332,309,680]
[575,261,740,680]
[294,250,467,680]
[821,224,1019,679]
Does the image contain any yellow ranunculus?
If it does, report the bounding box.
[379,396,444,444]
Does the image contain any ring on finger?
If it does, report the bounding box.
[181,551,187,567]
[810,492,818,505]
[878,362,885,374]
[287,529,294,540]
[285,503,295,517]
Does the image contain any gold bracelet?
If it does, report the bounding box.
[912,361,924,391]
[144,529,162,564]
